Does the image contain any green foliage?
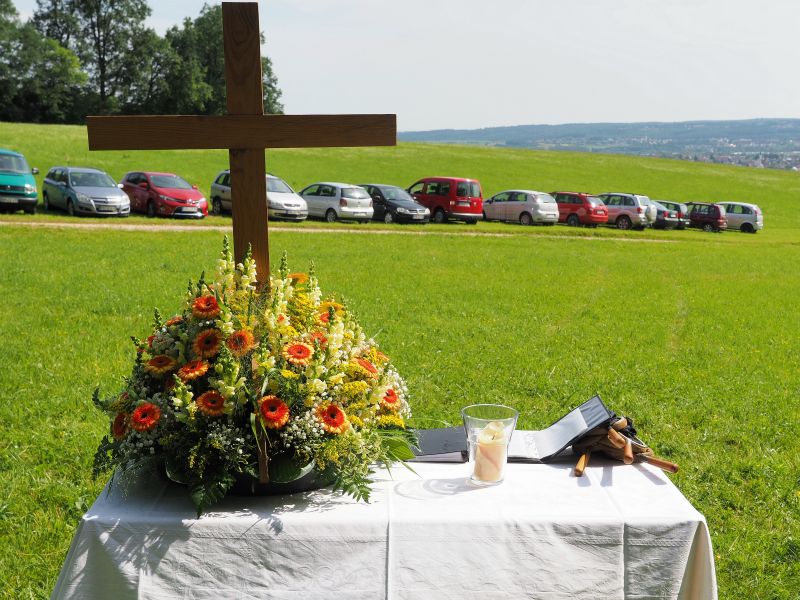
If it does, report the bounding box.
[189,472,235,517]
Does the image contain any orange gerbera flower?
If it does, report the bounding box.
[356,358,379,377]
[112,412,129,439]
[146,334,156,348]
[145,355,177,376]
[192,295,220,319]
[226,330,256,358]
[165,315,184,327]
[375,350,389,363]
[193,329,222,358]
[282,342,314,366]
[259,395,290,429]
[317,312,331,325]
[381,388,401,411]
[177,359,209,382]
[309,331,328,348]
[130,403,161,432]
[316,403,349,434]
[319,300,344,314]
[196,391,226,417]
[288,272,309,284]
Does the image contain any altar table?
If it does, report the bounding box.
[51,460,716,599]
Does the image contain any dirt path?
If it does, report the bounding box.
[0,219,675,243]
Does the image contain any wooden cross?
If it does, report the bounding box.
[86,1,395,283]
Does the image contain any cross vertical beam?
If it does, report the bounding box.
[223,2,270,280]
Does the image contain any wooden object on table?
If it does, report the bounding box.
[574,451,591,477]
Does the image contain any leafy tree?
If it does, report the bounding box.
[31,0,81,50]
[0,1,87,123]
[164,3,283,115]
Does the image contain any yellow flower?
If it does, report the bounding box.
[378,414,405,429]
[281,369,299,380]
[342,381,369,398]
[348,415,364,428]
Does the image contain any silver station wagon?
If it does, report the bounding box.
[300,182,373,223]
[210,171,308,221]
[42,166,129,217]
[483,190,559,225]
[719,202,763,233]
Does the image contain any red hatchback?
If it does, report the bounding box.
[407,177,482,224]
[121,171,208,219]
[551,192,608,227]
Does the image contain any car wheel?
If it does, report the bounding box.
[67,200,75,217]
[616,215,631,230]
[741,223,754,233]
[383,212,394,224]
[25,204,36,215]
[566,214,580,227]
[146,201,156,218]
[325,209,337,223]
[519,212,533,226]
[702,223,714,232]
[212,197,222,215]
[43,193,50,212]
[433,208,446,224]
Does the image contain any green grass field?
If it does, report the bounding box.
[1,122,799,598]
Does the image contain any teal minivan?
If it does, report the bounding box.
[0,148,39,214]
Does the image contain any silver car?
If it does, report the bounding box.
[300,182,373,223]
[210,170,308,221]
[42,167,129,216]
[597,193,657,229]
[719,202,763,233]
[483,190,559,225]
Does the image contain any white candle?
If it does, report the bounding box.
[473,421,508,483]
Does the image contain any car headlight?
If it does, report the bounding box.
[24,183,35,193]
[424,208,430,215]
[397,207,410,214]
[76,192,93,205]
[198,197,206,204]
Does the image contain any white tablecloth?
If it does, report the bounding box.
[52,460,716,599]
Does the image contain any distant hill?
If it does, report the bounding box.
[399,119,800,170]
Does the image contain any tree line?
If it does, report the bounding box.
[0,0,283,123]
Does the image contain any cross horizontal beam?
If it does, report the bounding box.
[86,114,397,151]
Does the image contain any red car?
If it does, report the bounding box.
[551,192,608,227]
[120,171,208,218]
[407,177,482,224]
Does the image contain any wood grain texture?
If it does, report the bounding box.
[229,148,269,276]
[86,114,397,150]
[222,2,264,115]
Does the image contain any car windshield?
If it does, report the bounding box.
[0,154,30,174]
[587,196,603,206]
[70,172,116,187]
[535,193,556,203]
[342,187,369,199]
[381,186,413,201]
[151,175,192,189]
[267,178,293,193]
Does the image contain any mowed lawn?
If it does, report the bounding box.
[0,224,798,598]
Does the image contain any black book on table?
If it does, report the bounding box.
[410,395,614,463]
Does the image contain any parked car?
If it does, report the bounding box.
[42,167,129,217]
[483,190,559,225]
[687,202,727,232]
[596,193,657,229]
[718,202,763,233]
[210,170,308,221]
[551,191,608,227]
[654,200,690,230]
[299,182,373,222]
[651,201,680,230]
[407,177,482,224]
[120,172,207,218]
[0,148,38,214]
[359,183,429,224]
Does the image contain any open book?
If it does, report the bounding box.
[411,395,613,463]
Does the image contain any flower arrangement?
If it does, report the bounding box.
[93,239,415,515]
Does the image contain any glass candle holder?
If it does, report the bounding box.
[461,404,518,486]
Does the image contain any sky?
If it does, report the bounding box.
[12,0,800,131]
